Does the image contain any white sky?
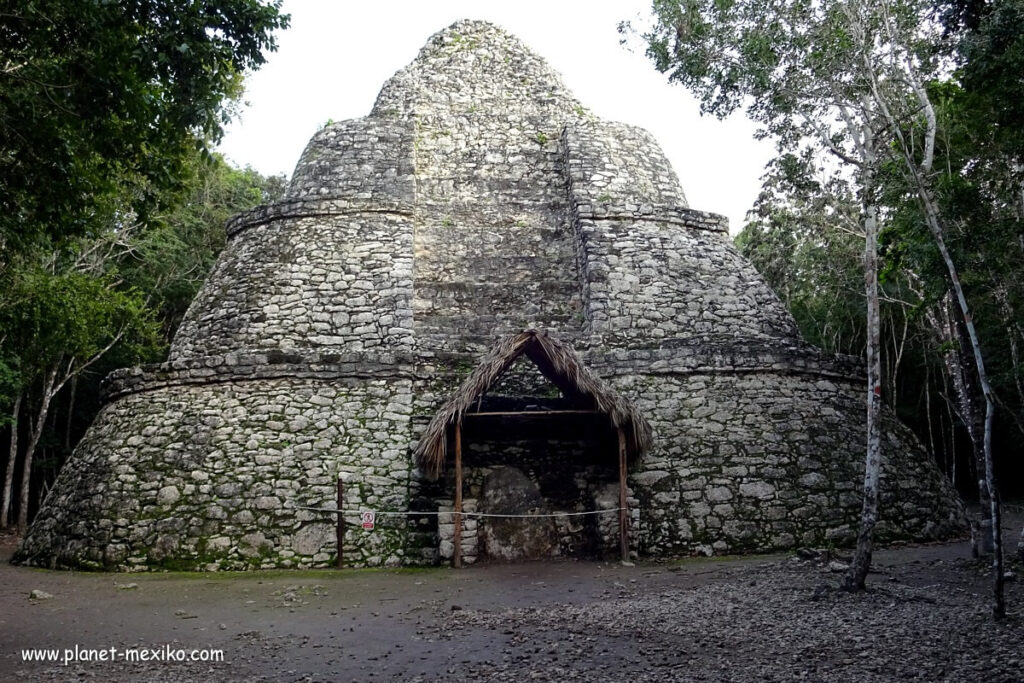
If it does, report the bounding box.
[216,0,774,234]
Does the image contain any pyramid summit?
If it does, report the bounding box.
[372,19,584,118]
[17,21,964,570]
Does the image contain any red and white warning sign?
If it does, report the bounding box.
[360,511,375,530]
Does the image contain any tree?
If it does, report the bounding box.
[633,0,1010,615]
[632,0,904,594]
[849,0,1005,615]
[935,0,1024,449]
[0,0,289,530]
[0,152,284,531]
[0,0,289,251]
[0,245,161,531]
[121,153,286,342]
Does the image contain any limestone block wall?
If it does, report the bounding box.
[408,111,567,205]
[286,118,415,202]
[412,203,584,355]
[16,366,415,571]
[563,121,688,208]
[170,208,415,359]
[571,212,801,346]
[560,121,802,348]
[370,21,593,355]
[589,350,966,556]
[437,500,480,564]
[371,20,584,208]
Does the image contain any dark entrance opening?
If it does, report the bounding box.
[456,395,622,562]
[413,330,652,567]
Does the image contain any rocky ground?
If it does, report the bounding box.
[1,508,1022,682]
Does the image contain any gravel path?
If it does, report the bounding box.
[440,554,1023,682]
[2,510,1022,682]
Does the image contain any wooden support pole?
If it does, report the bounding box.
[618,428,629,563]
[336,475,345,569]
[454,421,463,569]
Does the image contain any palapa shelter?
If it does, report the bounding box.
[415,329,653,476]
[414,329,652,565]
[17,20,965,571]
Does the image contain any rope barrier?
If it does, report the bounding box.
[294,505,625,519]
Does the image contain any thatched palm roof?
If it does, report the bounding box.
[414,329,653,477]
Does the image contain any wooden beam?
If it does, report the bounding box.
[454,421,463,569]
[463,410,599,417]
[618,427,629,563]
[336,476,344,569]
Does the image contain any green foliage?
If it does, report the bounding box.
[121,153,286,341]
[635,0,935,152]
[0,0,289,250]
[2,265,159,372]
[0,149,283,529]
[0,230,164,424]
[944,0,1024,152]
[736,153,947,428]
[636,0,1024,494]
[0,354,20,426]
[0,0,291,527]
[736,153,867,356]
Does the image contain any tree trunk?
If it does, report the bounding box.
[953,316,994,557]
[1,393,22,529]
[938,356,957,487]
[989,280,1024,436]
[845,161,883,593]
[917,188,1004,618]
[11,331,123,533]
[64,374,77,451]
[17,366,59,532]
[923,294,990,552]
[869,50,1005,615]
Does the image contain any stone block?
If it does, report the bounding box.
[156,486,180,506]
[707,487,733,502]
[739,481,776,500]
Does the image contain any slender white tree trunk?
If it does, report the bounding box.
[17,365,59,533]
[917,186,1004,618]
[846,158,883,592]
[12,334,123,533]
[1,393,22,529]
[921,297,986,502]
[866,35,1005,615]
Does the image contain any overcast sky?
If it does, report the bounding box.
[216,0,774,234]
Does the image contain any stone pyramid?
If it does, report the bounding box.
[17,20,965,570]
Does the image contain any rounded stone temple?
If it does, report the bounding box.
[16,20,965,570]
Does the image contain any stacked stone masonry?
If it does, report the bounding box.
[17,20,965,571]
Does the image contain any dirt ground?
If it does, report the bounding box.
[2,509,1022,682]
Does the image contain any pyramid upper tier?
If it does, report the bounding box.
[169,20,800,361]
